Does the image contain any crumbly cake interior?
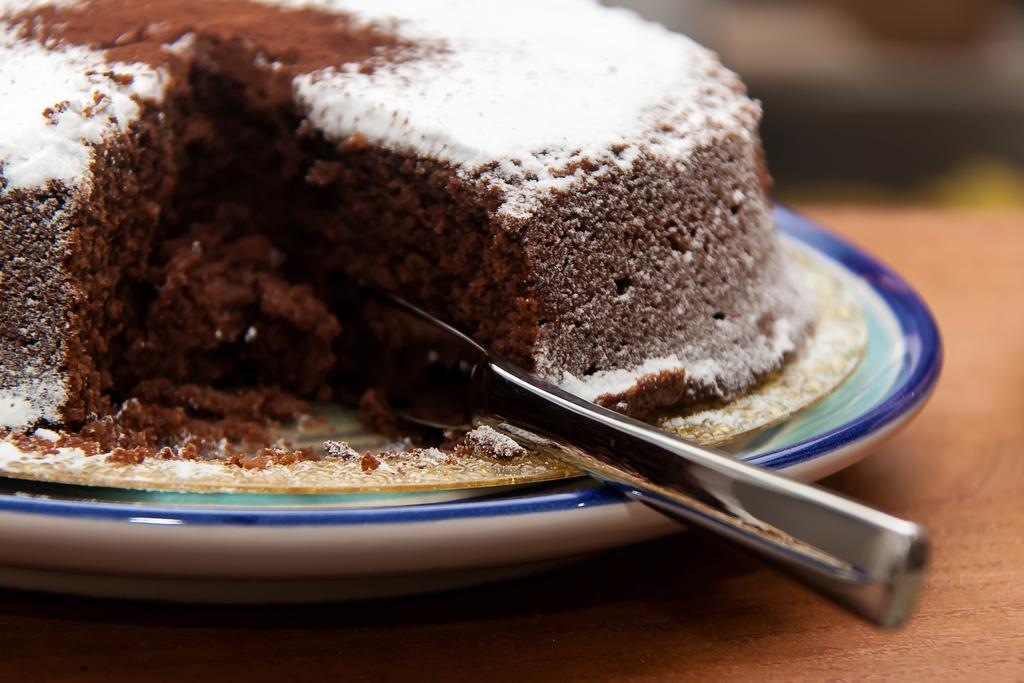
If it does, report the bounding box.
[0,0,816,459]
[3,3,543,445]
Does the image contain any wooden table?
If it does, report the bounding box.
[1,208,1021,681]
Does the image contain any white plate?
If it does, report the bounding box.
[0,207,942,602]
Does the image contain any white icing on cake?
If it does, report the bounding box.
[0,369,66,428]
[269,0,756,216]
[0,24,167,192]
[555,312,806,405]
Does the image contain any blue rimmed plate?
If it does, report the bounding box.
[0,207,941,602]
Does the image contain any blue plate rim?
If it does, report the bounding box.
[0,206,942,526]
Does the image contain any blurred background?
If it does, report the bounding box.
[606,0,1024,207]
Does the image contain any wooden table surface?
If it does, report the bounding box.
[1,207,1022,682]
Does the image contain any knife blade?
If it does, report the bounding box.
[352,290,929,627]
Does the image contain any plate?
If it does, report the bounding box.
[0,207,942,602]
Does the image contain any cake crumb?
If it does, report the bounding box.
[360,452,380,472]
[323,440,359,459]
[108,446,148,465]
[457,425,526,460]
[225,446,319,470]
[3,429,59,456]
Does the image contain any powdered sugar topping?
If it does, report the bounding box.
[0,368,66,428]
[0,23,167,192]
[270,0,757,216]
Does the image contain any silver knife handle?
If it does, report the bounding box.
[481,362,928,627]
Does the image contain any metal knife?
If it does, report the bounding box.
[352,291,929,627]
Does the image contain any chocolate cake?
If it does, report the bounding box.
[0,0,815,436]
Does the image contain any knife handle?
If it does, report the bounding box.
[480,361,928,627]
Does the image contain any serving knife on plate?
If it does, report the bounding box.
[353,291,929,627]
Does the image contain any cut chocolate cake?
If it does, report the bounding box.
[0,0,815,436]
